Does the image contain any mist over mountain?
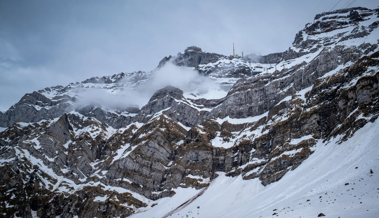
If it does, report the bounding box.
[1,6,379,218]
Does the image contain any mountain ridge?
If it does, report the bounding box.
[0,6,379,217]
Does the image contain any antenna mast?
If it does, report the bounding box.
[233,43,235,56]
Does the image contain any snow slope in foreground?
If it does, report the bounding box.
[132,119,379,218]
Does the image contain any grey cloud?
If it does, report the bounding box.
[0,0,378,111]
[75,62,218,109]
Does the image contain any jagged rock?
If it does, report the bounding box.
[148,86,184,102]
[174,46,225,68]
[106,115,187,199]
[47,114,73,144]
[157,55,172,68]
[260,48,304,64]
[0,91,75,127]
[1,7,379,217]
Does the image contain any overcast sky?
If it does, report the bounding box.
[0,0,378,112]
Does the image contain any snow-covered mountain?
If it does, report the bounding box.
[0,6,379,218]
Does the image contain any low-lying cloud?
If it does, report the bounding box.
[75,62,221,110]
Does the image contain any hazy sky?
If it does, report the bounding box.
[0,0,378,111]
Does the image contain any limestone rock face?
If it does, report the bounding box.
[46,114,73,144]
[174,46,225,68]
[148,86,184,102]
[210,44,372,120]
[0,91,75,127]
[0,71,151,128]
[157,55,172,68]
[1,6,379,217]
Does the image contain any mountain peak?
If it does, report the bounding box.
[293,7,379,52]
[148,86,184,102]
[1,6,379,218]
[172,46,225,68]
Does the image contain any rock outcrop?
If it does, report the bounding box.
[0,91,75,127]
[0,6,378,218]
[173,46,225,68]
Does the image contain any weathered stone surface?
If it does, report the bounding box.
[0,7,379,217]
[157,55,172,68]
[174,46,225,68]
[0,91,75,127]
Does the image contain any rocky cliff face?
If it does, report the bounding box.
[173,46,225,68]
[1,7,379,218]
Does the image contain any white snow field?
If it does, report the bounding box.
[132,119,379,218]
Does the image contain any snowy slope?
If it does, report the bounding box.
[0,6,379,218]
[131,119,379,218]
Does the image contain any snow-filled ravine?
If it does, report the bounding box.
[131,119,379,218]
